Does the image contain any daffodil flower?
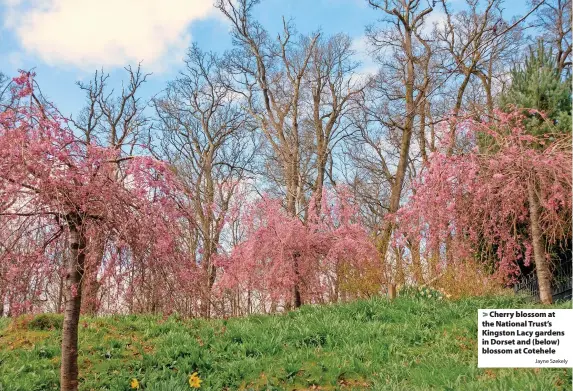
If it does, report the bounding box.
[189,372,202,388]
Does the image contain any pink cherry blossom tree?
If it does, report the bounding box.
[0,72,187,391]
[215,188,380,310]
[395,110,571,304]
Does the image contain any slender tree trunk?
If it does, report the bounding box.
[378,17,416,270]
[0,285,4,317]
[61,216,86,391]
[419,102,428,163]
[200,163,217,318]
[528,182,552,304]
[286,163,304,308]
[388,284,396,300]
[314,152,326,211]
[293,251,302,308]
[377,106,413,267]
[201,247,217,318]
[447,70,473,156]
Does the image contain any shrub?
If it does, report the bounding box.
[434,261,509,299]
[27,314,64,330]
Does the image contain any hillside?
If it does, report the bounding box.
[0,295,571,391]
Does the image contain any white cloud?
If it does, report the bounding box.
[2,0,215,72]
[351,35,378,77]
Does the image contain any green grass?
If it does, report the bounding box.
[0,296,571,391]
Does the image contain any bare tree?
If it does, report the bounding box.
[154,44,255,317]
[216,0,322,307]
[357,0,433,285]
[531,0,572,76]
[72,64,151,151]
[435,0,549,154]
[305,34,366,211]
[70,65,151,314]
[0,72,11,110]
[438,0,502,151]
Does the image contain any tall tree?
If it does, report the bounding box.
[532,0,572,77]
[154,44,255,317]
[70,65,151,314]
[436,0,525,151]
[216,0,321,307]
[217,0,318,218]
[356,0,433,284]
[306,34,365,212]
[0,72,183,391]
[396,110,571,304]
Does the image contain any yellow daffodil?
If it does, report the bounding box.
[130,378,140,389]
[189,372,202,388]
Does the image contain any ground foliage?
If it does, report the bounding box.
[0,295,570,391]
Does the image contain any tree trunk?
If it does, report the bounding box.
[377,16,416,270]
[61,216,86,391]
[388,283,396,300]
[447,71,472,155]
[80,238,103,315]
[201,248,217,318]
[528,182,552,304]
[286,171,303,308]
[293,252,303,308]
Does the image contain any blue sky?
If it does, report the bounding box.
[0,0,529,118]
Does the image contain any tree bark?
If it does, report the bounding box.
[528,182,552,304]
[61,215,86,391]
[388,283,396,300]
[286,165,303,308]
[377,26,415,268]
[293,251,303,308]
[80,237,103,315]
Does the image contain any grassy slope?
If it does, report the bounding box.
[0,296,571,391]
